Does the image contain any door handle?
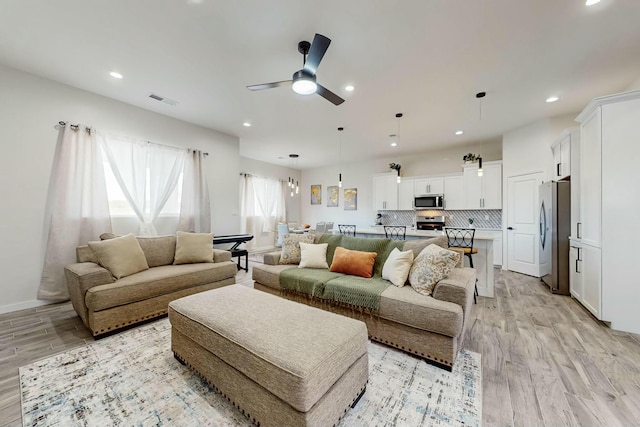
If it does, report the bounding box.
[577,222,582,239]
[557,163,561,177]
[576,259,581,274]
[507,227,514,230]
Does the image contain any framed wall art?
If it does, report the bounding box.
[310,184,322,205]
[344,188,357,210]
[327,186,339,207]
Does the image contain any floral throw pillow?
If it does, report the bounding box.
[408,244,461,296]
[279,233,315,265]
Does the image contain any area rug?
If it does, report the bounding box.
[20,319,481,426]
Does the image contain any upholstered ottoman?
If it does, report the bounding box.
[168,284,368,427]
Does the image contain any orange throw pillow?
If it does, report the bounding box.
[329,247,377,278]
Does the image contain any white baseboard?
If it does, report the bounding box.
[0,299,54,315]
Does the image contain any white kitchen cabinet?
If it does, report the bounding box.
[373,173,398,210]
[569,128,581,240]
[574,89,640,333]
[463,162,502,209]
[398,178,415,210]
[569,240,583,302]
[443,175,465,210]
[580,243,601,318]
[579,108,601,248]
[551,130,573,180]
[492,231,503,266]
[414,177,444,195]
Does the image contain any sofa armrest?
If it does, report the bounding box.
[263,251,282,265]
[213,249,232,263]
[432,268,475,314]
[64,262,114,326]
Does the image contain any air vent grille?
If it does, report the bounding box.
[148,93,179,106]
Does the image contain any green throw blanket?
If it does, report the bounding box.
[280,236,405,310]
[323,276,392,311]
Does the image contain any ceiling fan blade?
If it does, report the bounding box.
[246,80,292,91]
[303,33,331,75]
[316,84,345,106]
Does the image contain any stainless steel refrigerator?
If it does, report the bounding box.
[539,181,571,295]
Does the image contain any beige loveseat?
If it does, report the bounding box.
[65,234,237,336]
[252,234,476,370]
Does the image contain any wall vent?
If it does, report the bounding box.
[148,93,179,106]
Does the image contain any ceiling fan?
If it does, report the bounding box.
[246,33,345,106]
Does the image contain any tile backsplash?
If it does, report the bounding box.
[377,209,502,229]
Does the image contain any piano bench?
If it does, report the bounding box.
[231,249,249,272]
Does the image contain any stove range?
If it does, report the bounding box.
[415,215,446,231]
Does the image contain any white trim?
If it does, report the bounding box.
[0,299,55,315]
[576,89,640,122]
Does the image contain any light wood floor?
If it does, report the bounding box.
[2,264,640,426]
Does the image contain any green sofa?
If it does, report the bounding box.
[252,234,476,370]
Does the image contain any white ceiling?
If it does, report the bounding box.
[2,0,640,169]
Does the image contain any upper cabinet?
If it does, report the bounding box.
[551,128,576,180]
[373,173,398,210]
[414,177,444,195]
[398,178,415,210]
[444,175,465,210]
[463,162,502,209]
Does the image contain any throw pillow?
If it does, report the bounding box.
[298,243,329,269]
[382,247,415,287]
[173,231,214,265]
[329,246,377,278]
[279,233,315,265]
[88,234,149,279]
[408,244,461,296]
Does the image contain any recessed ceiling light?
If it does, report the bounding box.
[109,71,123,79]
[455,130,464,135]
[390,142,397,147]
[243,122,252,127]
[345,85,355,92]
[585,0,600,5]
[546,96,559,103]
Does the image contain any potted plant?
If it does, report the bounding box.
[462,153,478,164]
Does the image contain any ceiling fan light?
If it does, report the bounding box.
[291,70,317,95]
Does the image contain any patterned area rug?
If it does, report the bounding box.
[20,319,481,426]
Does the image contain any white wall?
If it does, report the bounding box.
[502,114,577,185]
[0,65,239,313]
[239,157,302,223]
[300,139,501,228]
[625,75,640,91]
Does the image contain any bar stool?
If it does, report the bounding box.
[444,227,479,303]
[338,224,356,236]
[384,225,406,240]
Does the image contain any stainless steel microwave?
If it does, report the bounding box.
[414,194,444,209]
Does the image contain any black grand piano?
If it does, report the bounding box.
[212,234,253,272]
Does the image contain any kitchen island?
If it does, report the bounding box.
[348,227,496,298]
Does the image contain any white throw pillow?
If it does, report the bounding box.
[298,242,329,269]
[408,244,461,296]
[88,234,149,279]
[173,231,214,264]
[382,247,415,287]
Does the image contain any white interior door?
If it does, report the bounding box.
[507,172,544,276]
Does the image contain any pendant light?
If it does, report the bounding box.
[395,113,403,183]
[289,154,299,197]
[476,92,486,177]
[337,127,344,188]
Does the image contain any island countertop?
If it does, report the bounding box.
[352,227,499,240]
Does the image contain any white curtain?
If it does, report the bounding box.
[39,124,112,301]
[98,133,186,236]
[178,149,211,233]
[240,174,286,250]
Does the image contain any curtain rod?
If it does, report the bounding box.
[56,121,208,157]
